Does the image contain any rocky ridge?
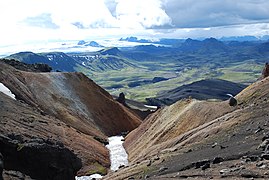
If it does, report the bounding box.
[103,69,269,179]
[0,59,52,72]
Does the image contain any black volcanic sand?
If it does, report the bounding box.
[147,111,268,179]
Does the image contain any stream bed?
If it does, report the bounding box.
[106,136,128,171]
[76,135,128,180]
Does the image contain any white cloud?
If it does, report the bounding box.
[115,0,171,28]
[0,0,269,50]
[49,0,118,29]
[0,0,171,45]
[0,0,171,30]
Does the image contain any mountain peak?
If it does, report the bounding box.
[179,37,227,53]
[202,37,226,46]
[77,40,87,45]
[203,37,219,42]
[99,47,121,56]
[85,41,104,47]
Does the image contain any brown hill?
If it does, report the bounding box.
[0,61,141,137]
[0,61,141,178]
[124,99,235,162]
[103,76,269,179]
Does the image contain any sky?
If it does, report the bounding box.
[0,0,269,50]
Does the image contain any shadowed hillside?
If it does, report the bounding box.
[6,52,78,72]
[146,79,247,106]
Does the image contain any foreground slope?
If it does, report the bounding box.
[0,61,141,178]
[104,76,269,179]
[0,92,100,179]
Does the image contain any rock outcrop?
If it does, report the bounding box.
[228,96,237,106]
[0,133,81,180]
[116,93,153,120]
[103,76,269,179]
[116,92,129,107]
[0,61,141,178]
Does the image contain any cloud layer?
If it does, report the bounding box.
[164,0,269,28]
[0,0,268,46]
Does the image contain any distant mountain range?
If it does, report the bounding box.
[127,37,268,53]
[5,47,137,72]
[220,35,269,42]
[179,37,229,53]
[3,37,268,102]
[119,35,269,46]
[5,38,269,73]
[5,51,77,72]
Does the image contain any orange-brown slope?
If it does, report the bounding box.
[125,99,235,161]
[103,77,269,179]
[0,92,109,177]
[0,62,141,137]
[0,61,141,176]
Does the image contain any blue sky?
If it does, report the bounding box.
[0,0,269,47]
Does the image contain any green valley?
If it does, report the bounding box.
[4,38,268,102]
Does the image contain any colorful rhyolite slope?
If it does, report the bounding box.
[0,61,141,179]
[104,70,269,179]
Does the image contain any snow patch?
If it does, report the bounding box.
[226,93,234,97]
[75,174,103,180]
[0,83,16,100]
[106,136,128,171]
[144,105,158,109]
[75,136,128,179]
[47,55,53,61]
